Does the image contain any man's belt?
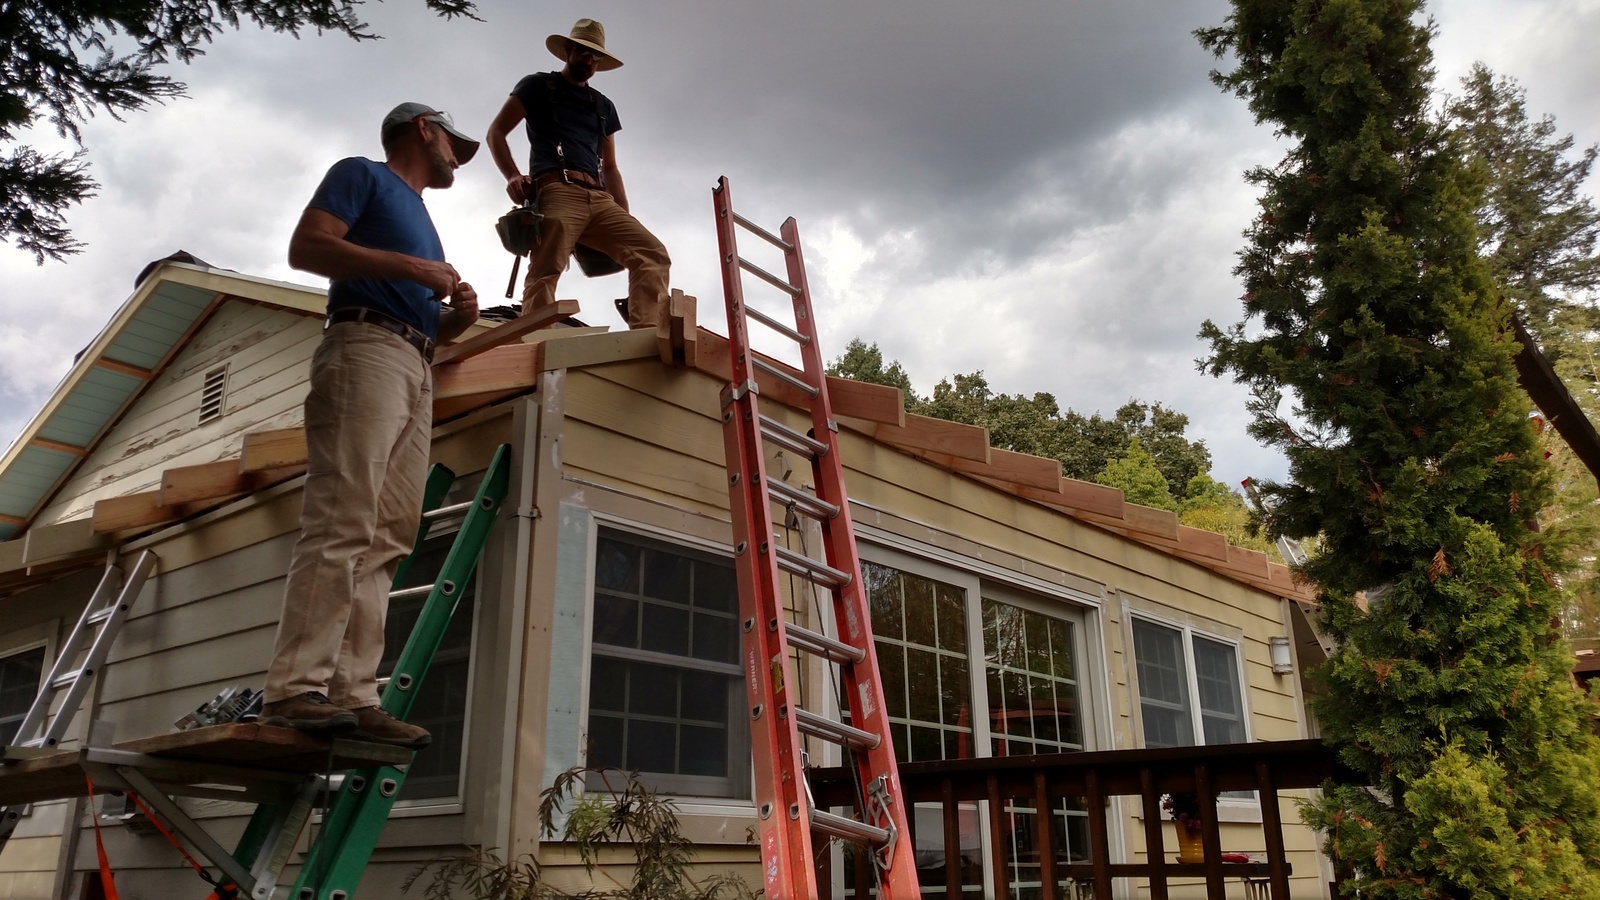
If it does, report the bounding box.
[532,169,604,191]
[325,307,436,363]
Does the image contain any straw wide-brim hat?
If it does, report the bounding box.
[546,18,622,70]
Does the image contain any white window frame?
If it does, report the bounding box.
[1125,606,1260,819]
[579,517,751,803]
[1,620,58,825]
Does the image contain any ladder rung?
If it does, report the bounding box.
[753,358,820,399]
[424,500,474,521]
[767,478,840,519]
[388,584,434,601]
[50,669,85,690]
[745,304,810,346]
[795,708,880,751]
[86,606,117,626]
[732,211,794,252]
[786,623,866,665]
[738,257,802,298]
[811,808,891,847]
[760,416,827,459]
[774,546,852,590]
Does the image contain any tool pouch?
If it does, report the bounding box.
[496,201,542,256]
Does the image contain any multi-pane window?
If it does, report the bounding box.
[0,647,46,744]
[1132,618,1246,749]
[380,535,477,801]
[983,599,1084,756]
[586,530,748,799]
[863,561,973,763]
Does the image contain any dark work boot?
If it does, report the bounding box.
[259,691,358,737]
[350,706,432,749]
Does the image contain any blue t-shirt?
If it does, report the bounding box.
[307,157,444,340]
[511,72,621,177]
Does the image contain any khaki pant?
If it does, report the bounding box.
[523,182,671,329]
[264,323,432,708]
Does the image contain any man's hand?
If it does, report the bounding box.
[506,175,533,204]
[437,281,480,344]
[411,259,462,299]
[449,281,479,319]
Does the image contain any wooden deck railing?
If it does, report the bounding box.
[808,738,1357,900]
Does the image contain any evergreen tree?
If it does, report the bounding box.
[2,0,477,262]
[826,338,918,409]
[1198,1,1600,895]
[1095,437,1176,511]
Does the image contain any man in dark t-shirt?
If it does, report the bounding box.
[485,18,670,329]
[260,103,480,747]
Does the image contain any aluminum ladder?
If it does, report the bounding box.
[0,550,157,849]
[712,176,920,899]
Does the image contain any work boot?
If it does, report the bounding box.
[259,691,358,737]
[350,706,432,749]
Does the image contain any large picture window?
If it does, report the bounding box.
[585,530,749,799]
[1132,618,1247,749]
[0,646,46,744]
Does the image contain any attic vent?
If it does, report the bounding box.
[199,365,229,424]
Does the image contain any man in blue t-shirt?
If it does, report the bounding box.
[485,18,671,330]
[260,102,480,747]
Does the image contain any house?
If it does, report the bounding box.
[0,257,1335,899]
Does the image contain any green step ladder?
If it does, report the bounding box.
[230,443,512,900]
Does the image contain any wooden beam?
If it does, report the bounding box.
[29,438,89,458]
[23,518,111,564]
[977,476,1126,520]
[827,377,905,428]
[1225,545,1271,580]
[93,489,243,534]
[1075,503,1180,541]
[658,290,697,367]
[1176,525,1230,562]
[538,327,660,372]
[159,460,306,506]
[843,413,991,463]
[915,447,1062,491]
[432,300,580,366]
[434,389,524,422]
[434,343,541,400]
[239,428,308,473]
[92,358,154,380]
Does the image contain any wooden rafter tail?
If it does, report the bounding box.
[827,376,906,428]
[93,489,244,535]
[432,298,580,367]
[434,343,542,401]
[676,294,698,367]
[162,460,307,506]
[1176,525,1230,562]
[239,427,308,473]
[844,413,991,464]
[918,446,1062,492]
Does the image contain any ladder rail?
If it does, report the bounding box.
[714,175,920,899]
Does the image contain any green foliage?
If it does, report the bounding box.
[1178,474,1279,559]
[1198,0,1600,894]
[1,0,478,262]
[1095,437,1176,511]
[826,341,1212,504]
[405,766,756,900]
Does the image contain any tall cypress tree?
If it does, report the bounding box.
[1197,1,1600,895]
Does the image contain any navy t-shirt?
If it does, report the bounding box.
[511,72,621,177]
[307,157,444,340]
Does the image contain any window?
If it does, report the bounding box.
[864,561,974,762]
[0,647,45,744]
[585,530,748,799]
[1132,618,1247,749]
[380,534,477,802]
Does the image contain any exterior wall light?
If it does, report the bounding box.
[1269,635,1294,674]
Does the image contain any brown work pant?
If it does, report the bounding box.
[523,182,671,329]
[264,323,432,709]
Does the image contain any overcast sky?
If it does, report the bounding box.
[2,0,1596,491]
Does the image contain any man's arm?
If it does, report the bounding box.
[437,282,480,344]
[288,208,460,298]
[487,95,532,204]
[600,133,629,212]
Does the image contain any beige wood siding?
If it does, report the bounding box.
[33,301,321,526]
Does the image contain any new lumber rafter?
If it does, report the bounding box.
[657,290,698,367]
[159,460,305,506]
[840,413,991,463]
[93,489,246,535]
[974,475,1126,520]
[431,299,579,366]
[239,428,308,473]
[906,446,1062,492]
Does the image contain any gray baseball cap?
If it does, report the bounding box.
[380,102,479,164]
